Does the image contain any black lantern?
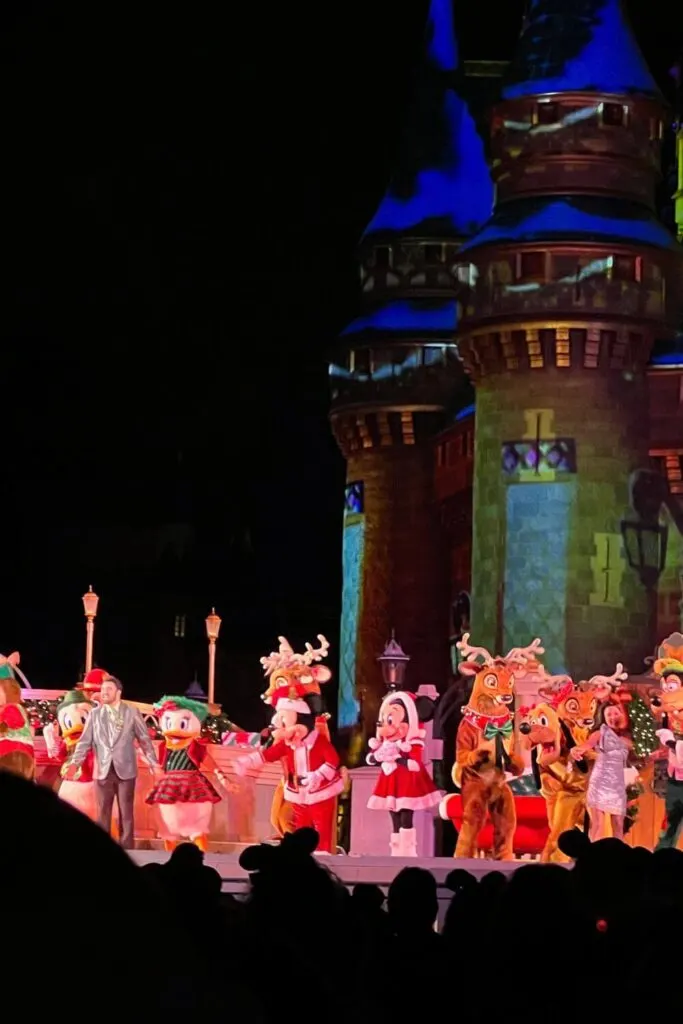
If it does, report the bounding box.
[377,634,411,690]
[620,516,668,590]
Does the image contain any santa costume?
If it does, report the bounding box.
[367,689,442,856]
[235,684,343,853]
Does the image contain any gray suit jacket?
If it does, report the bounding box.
[72,702,159,781]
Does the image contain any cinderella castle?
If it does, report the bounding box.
[329,0,683,747]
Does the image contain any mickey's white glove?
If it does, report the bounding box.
[302,769,325,792]
[407,759,420,772]
[381,761,397,776]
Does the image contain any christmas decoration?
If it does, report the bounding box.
[626,695,658,763]
[25,699,59,732]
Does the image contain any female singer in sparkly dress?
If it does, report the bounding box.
[572,696,633,841]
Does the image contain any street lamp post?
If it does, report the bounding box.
[205,608,222,705]
[82,586,100,675]
[377,632,411,690]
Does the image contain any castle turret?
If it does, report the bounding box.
[456,0,683,677]
[330,0,493,744]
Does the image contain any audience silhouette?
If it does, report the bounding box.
[4,771,681,1020]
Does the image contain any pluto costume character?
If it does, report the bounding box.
[524,664,628,862]
[446,634,543,860]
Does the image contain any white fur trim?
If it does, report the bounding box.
[318,762,337,781]
[439,794,457,820]
[407,759,420,772]
[398,740,412,753]
[378,691,422,743]
[368,790,443,812]
[368,737,380,750]
[275,697,310,715]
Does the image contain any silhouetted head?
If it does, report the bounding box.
[388,866,438,934]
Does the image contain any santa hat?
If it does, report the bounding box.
[80,668,109,695]
[270,682,312,716]
[379,690,425,742]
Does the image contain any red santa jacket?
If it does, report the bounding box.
[55,737,95,783]
[249,730,343,806]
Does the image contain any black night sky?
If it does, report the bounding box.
[3,2,680,724]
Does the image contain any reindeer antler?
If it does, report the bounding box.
[260,636,295,676]
[504,638,545,665]
[456,633,494,666]
[260,634,330,676]
[301,635,330,666]
[587,662,628,691]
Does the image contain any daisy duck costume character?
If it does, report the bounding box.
[146,695,228,852]
[232,636,343,853]
[366,688,442,856]
[43,690,97,819]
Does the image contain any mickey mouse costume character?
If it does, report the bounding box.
[233,683,343,853]
[366,689,442,856]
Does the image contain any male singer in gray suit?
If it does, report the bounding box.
[71,674,162,848]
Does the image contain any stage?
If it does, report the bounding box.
[131,850,542,923]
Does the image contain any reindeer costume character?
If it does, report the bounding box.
[521,664,627,862]
[441,634,543,860]
[231,636,343,852]
[0,652,34,780]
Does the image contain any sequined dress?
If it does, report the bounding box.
[586,725,629,816]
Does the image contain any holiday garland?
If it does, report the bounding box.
[24,699,236,744]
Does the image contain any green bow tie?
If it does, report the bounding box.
[483,719,513,741]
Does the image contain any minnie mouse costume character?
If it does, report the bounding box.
[366,689,442,856]
[234,684,343,853]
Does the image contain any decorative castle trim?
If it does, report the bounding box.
[330,406,444,457]
[458,321,654,379]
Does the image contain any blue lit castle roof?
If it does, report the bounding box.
[341,299,457,340]
[462,0,677,260]
[503,0,662,101]
[363,0,493,242]
[332,1,486,417]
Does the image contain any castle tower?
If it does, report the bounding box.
[329,0,492,745]
[456,0,683,677]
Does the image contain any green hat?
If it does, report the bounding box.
[153,694,210,723]
[58,689,94,714]
[662,661,683,677]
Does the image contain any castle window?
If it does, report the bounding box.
[535,102,559,126]
[600,103,627,127]
[424,244,443,265]
[374,246,392,268]
[608,255,638,282]
[352,348,370,375]
[516,251,546,283]
[174,614,186,639]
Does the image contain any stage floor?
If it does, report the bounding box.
[131,850,534,920]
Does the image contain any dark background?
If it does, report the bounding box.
[3,1,680,725]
